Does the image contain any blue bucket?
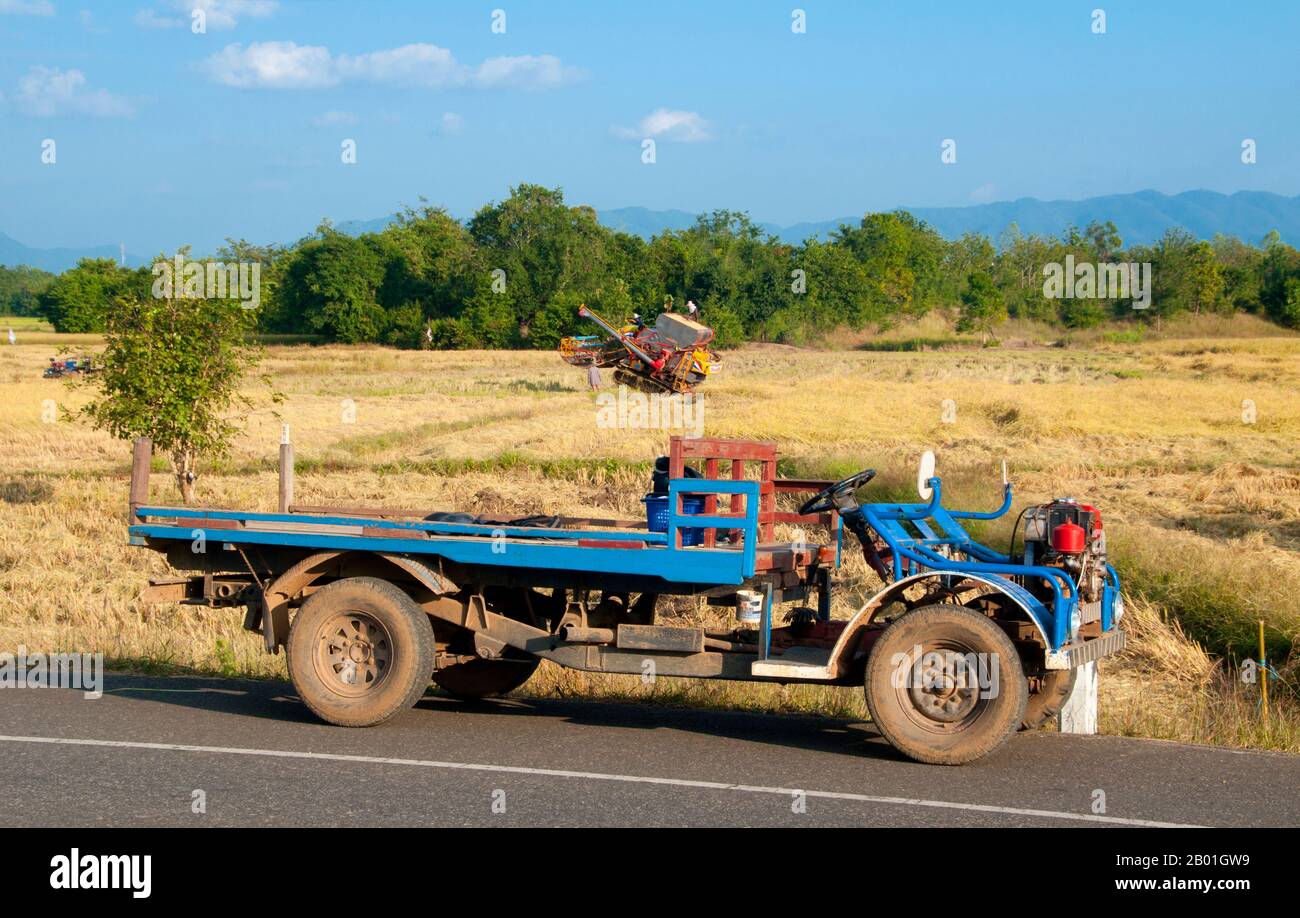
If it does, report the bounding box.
[644,494,706,546]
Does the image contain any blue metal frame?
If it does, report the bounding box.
[847,477,1119,651]
[129,478,763,588]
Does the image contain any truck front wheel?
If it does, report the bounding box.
[864,604,1027,765]
[286,577,436,727]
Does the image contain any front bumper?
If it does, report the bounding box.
[1045,628,1127,670]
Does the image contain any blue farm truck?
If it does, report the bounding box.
[130,435,1125,765]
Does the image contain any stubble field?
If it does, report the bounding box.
[2,326,1298,750]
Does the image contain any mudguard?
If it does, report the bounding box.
[825,571,1056,678]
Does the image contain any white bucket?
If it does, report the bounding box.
[736,590,763,624]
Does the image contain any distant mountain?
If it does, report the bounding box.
[334,215,401,236]
[903,190,1300,248]
[597,191,1300,247]
[4,190,1298,272]
[341,190,1300,248]
[0,232,147,273]
[597,207,702,238]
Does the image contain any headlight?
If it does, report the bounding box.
[1112,594,1125,625]
[1069,606,1081,642]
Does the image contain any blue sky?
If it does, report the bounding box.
[1,0,1297,254]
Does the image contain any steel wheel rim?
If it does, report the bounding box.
[892,639,992,734]
[312,609,394,697]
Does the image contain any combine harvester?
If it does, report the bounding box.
[128,435,1125,765]
[42,355,99,378]
[559,305,718,394]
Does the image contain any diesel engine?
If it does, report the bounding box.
[1021,498,1108,604]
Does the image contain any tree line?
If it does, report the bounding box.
[17,183,1300,345]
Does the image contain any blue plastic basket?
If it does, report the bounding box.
[644,494,706,546]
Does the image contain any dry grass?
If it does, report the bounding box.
[1101,596,1300,749]
[1,329,1297,751]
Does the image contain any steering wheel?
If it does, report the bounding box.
[798,468,876,515]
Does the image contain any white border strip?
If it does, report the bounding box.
[0,734,1199,827]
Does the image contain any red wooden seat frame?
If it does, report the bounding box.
[667,436,836,548]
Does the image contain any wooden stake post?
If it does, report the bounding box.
[279,425,294,514]
[129,437,152,522]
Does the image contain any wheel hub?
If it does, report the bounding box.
[906,648,981,723]
[314,611,392,696]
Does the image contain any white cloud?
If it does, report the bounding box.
[337,43,462,87]
[136,0,276,30]
[614,108,710,142]
[0,0,54,15]
[13,66,134,117]
[438,111,464,135]
[201,41,583,91]
[202,41,337,89]
[970,182,998,203]
[134,8,182,28]
[311,109,355,127]
[192,0,276,29]
[471,55,582,90]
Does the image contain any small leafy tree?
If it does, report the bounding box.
[79,288,273,503]
[957,270,1007,342]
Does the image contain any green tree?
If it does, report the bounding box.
[277,227,388,342]
[457,279,520,348]
[37,259,147,332]
[834,211,946,316]
[217,238,288,331]
[77,285,273,503]
[994,226,1058,322]
[1186,240,1224,315]
[0,265,56,316]
[1209,234,1263,314]
[956,271,1006,341]
[942,232,996,304]
[1278,278,1300,328]
[468,184,609,343]
[1080,220,1122,261]
[382,302,429,348]
[375,204,479,321]
[792,239,873,332]
[1259,237,1300,328]
[527,289,588,350]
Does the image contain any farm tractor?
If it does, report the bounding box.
[129,433,1126,766]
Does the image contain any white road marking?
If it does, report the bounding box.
[0,733,1199,827]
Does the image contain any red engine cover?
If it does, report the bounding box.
[1051,521,1087,554]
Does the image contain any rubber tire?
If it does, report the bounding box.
[433,657,541,700]
[864,604,1027,766]
[286,577,436,728]
[1019,668,1077,731]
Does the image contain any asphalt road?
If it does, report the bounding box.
[2,673,1297,827]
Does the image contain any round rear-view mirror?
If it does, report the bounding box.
[917,450,936,501]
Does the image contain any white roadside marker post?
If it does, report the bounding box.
[1059,661,1098,734]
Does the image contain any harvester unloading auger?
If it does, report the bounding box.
[558,304,719,394]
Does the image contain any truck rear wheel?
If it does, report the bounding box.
[433,657,540,700]
[286,577,436,727]
[1020,668,1076,730]
[864,604,1027,765]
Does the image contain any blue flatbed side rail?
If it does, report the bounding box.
[129,478,762,588]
